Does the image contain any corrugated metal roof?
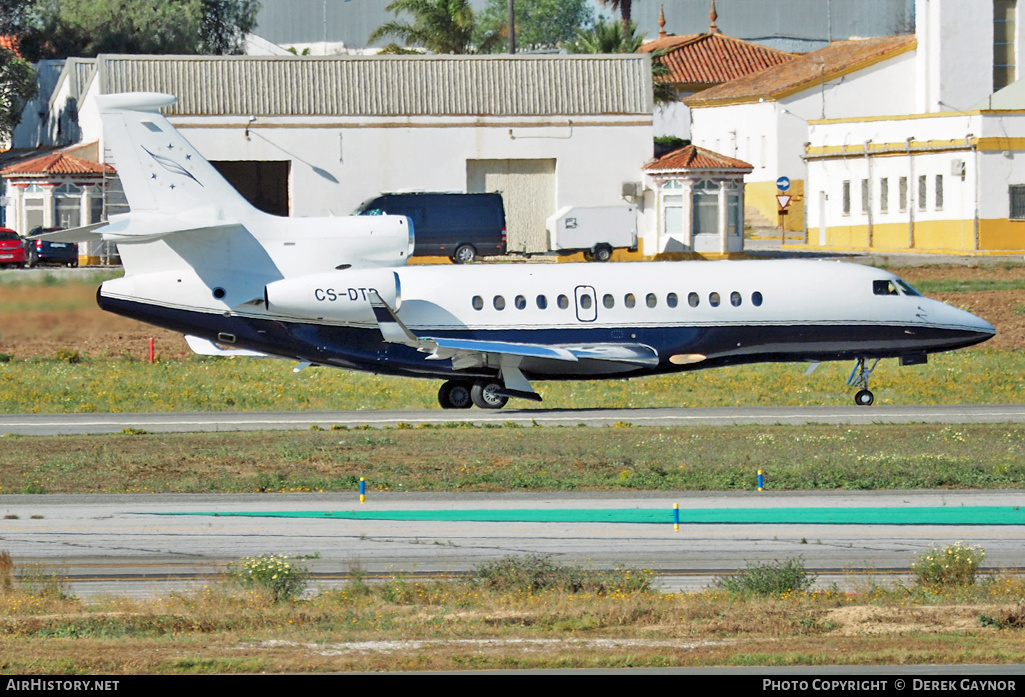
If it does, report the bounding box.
[96,54,653,117]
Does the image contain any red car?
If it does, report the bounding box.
[0,227,25,268]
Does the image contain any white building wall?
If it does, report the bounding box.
[160,116,651,220]
[915,0,995,113]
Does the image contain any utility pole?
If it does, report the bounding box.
[508,0,515,54]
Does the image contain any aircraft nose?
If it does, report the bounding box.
[926,300,995,347]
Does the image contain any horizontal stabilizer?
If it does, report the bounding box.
[185,335,274,358]
[28,223,107,242]
[98,213,239,242]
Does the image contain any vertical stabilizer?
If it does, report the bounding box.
[96,92,255,221]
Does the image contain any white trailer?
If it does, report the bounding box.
[545,206,638,261]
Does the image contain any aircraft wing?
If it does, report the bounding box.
[184,335,276,358]
[368,292,659,369]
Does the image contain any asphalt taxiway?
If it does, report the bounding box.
[3,403,1025,436]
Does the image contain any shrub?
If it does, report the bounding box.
[911,542,985,588]
[228,554,310,602]
[54,349,82,364]
[472,554,651,595]
[713,557,817,596]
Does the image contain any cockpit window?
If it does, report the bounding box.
[873,280,899,296]
[895,279,922,297]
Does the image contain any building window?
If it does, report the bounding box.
[918,175,927,211]
[880,178,889,214]
[995,0,1018,90]
[842,181,851,216]
[692,180,719,235]
[726,182,742,236]
[899,177,908,212]
[861,179,870,215]
[1010,185,1025,219]
[935,175,944,210]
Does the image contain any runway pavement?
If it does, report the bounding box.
[0,490,1022,597]
[3,403,1025,435]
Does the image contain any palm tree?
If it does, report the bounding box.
[597,0,635,33]
[570,19,675,107]
[370,0,502,55]
[570,16,644,54]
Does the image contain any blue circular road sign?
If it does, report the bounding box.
[776,176,791,192]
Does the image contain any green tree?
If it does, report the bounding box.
[201,0,261,55]
[370,0,502,54]
[15,0,259,59]
[480,0,594,52]
[0,46,37,143]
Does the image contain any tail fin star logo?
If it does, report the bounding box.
[142,146,203,187]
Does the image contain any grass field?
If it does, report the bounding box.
[1,348,1023,414]
[1,552,1025,674]
[0,423,1023,494]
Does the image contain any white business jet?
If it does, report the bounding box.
[45,93,995,409]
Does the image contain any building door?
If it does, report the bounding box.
[467,159,555,254]
[211,161,291,216]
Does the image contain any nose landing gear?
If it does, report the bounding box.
[847,357,879,407]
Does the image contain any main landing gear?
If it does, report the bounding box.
[847,357,879,407]
[438,379,509,410]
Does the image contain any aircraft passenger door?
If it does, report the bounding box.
[574,285,597,322]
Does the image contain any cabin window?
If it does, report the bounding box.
[730,291,742,307]
[895,280,921,297]
[472,295,484,310]
[752,291,763,307]
[557,294,569,309]
[688,292,700,307]
[494,295,506,310]
[873,280,898,296]
[709,292,721,307]
[603,294,615,309]
[646,293,657,308]
[536,295,547,309]
[667,292,678,308]
[579,293,592,310]
[514,295,526,310]
[624,293,636,308]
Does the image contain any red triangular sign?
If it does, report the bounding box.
[776,195,792,210]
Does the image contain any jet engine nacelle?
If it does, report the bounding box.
[265,269,401,323]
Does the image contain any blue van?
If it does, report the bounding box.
[354,192,506,263]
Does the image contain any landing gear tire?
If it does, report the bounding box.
[854,389,874,407]
[438,380,473,409]
[592,244,613,262]
[452,244,476,264]
[471,380,508,409]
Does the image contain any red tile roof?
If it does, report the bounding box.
[1,152,114,177]
[0,36,19,56]
[640,31,795,88]
[643,144,752,172]
[686,35,916,107]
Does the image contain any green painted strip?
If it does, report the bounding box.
[158,506,1025,525]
